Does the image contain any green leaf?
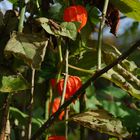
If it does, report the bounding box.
[101,86,128,99]
[8,0,18,4]
[48,2,62,21]
[71,110,130,138]
[59,22,78,40]
[0,75,29,93]
[10,107,44,133]
[88,7,100,25]
[36,18,78,40]
[111,0,140,21]
[4,32,48,69]
[100,100,129,118]
[69,49,97,76]
[122,110,140,135]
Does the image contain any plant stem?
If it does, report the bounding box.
[97,0,110,70]
[18,0,26,33]
[68,64,95,74]
[27,68,35,140]
[45,85,53,120]
[60,48,69,106]
[60,47,69,139]
[56,37,63,83]
[31,39,140,140]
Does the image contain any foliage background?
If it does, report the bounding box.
[0,0,140,140]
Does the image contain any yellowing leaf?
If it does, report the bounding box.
[71,110,130,138]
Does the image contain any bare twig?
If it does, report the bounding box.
[31,39,140,140]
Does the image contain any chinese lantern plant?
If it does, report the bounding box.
[52,97,65,120]
[63,5,88,32]
[48,135,66,140]
[51,76,82,119]
[57,76,82,100]
[51,76,82,100]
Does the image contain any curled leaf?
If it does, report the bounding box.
[71,110,130,138]
[106,4,120,36]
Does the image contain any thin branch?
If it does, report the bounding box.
[60,47,69,139]
[31,39,140,140]
[56,37,63,83]
[97,0,110,69]
[18,0,26,33]
[60,48,69,106]
[27,68,35,140]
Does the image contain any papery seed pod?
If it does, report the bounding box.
[63,5,88,32]
[52,98,65,120]
[57,76,82,100]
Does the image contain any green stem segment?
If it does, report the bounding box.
[60,46,69,139]
[18,1,26,33]
[27,68,36,140]
[56,37,63,83]
[97,0,110,70]
[60,48,69,106]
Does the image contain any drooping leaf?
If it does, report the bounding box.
[71,110,130,138]
[10,107,44,129]
[100,100,130,118]
[88,7,100,25]
[4,32,48,69]
[0,75,29,93]
[100,86,128,99]
[36,18,78,40]
[59,22,78,40]
[106,4,120,36]
[111,0,140,21]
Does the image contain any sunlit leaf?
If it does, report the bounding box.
[71,110,130,138]
[36,18,78,40]
[111,0,140,21]
[59,22,78,40]
[10,107,44,128]
[8,0,17,4]
[4,32,48,69]
[0,75,29,93]
[100,100,129,118]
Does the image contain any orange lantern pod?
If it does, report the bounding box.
[48,136,66,140]
[57,76,82,100]
[52,98,65,120]
[63,5,88,32]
